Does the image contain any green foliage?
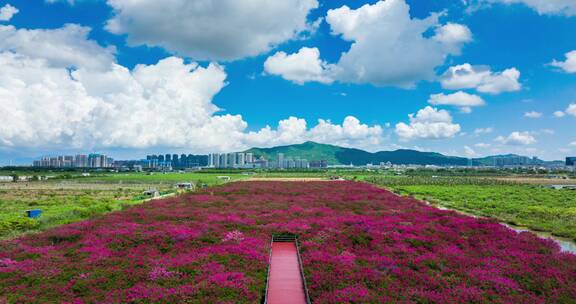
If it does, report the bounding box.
[0,217,40,236]
[80,172,247,184]
[364,176,516,186]
[369,176,576,241]
[0,170,247,239]
[349,232,373,247]
[0,189,143,239]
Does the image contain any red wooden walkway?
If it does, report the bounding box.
[266,242,307,304]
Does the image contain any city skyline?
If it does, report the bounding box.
[33,153,114,169]
[1,0,576,163]
[27,142,574,170]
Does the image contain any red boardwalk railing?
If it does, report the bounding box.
[265,238,309,304]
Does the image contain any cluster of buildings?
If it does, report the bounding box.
[31,151,573,171]
[29,151,329,171]
[208,152,256,168]
[141,154,208,170]
[32,154,114,168]
[275,153,327,169]
[491,156,543,167]
[207,152,328,169]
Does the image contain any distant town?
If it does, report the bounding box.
[28,152,327,171]
[26,152,576,172]
[33,154,114,168]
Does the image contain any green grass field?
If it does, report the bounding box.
[366,176,576,241]
[79,172,248,184]
[0,188,145,239]
[0,172,248,239]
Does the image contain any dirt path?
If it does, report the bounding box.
[491,177,576,185]
[247,177,329,182]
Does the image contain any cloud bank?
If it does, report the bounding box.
[105,0,319,61]
[0,24,116,70]
[265,0,472,87]
[0,23,387,153]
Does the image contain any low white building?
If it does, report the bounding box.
[0,176,14,182]
[175,182,195,190]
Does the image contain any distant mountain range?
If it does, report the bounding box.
[245,141,559,166]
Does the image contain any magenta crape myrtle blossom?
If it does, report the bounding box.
[1,181,575,303]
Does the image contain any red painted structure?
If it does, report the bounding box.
[266,242,308,304]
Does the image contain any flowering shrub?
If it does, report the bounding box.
[222,230,245,242]
[148,266,181,281]
[0,181,575,303]
[0,258,16,268]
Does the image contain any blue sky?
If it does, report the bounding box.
[0,0,575,163]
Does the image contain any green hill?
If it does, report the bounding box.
[245,141,344,164]
[471,154,556,166]
[245,141,469,166]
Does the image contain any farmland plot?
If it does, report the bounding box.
[1,181,575,303]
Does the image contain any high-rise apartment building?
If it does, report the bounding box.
[33,153,114,168]
[219,154,228,168]
[278,153,285,169]
[246,153,254,164]
[205,152,256,168]
[227,153,236,167]
[237,153,245,166]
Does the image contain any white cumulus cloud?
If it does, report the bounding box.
[264,47,334,84]
[428,91,485,113]
[554,111,566,118]
[0,24,116,70]
[0,21,387,154]
[104,0,319,61]
[0,4,18,21]
[266,0,472,88]
[246,116,384,151]
[327,0,471,87]
[554,103,576,118]
[308,116,384,148]
[477,0,576,16]
[0,53,227,150]
[495,131,536,145]
[0,51,387,153]
[551,51,576,73]
[524,111,542,118]
[440,63,521,94]
[395,106,461,140]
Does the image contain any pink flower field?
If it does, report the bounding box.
[1,181,575,303]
